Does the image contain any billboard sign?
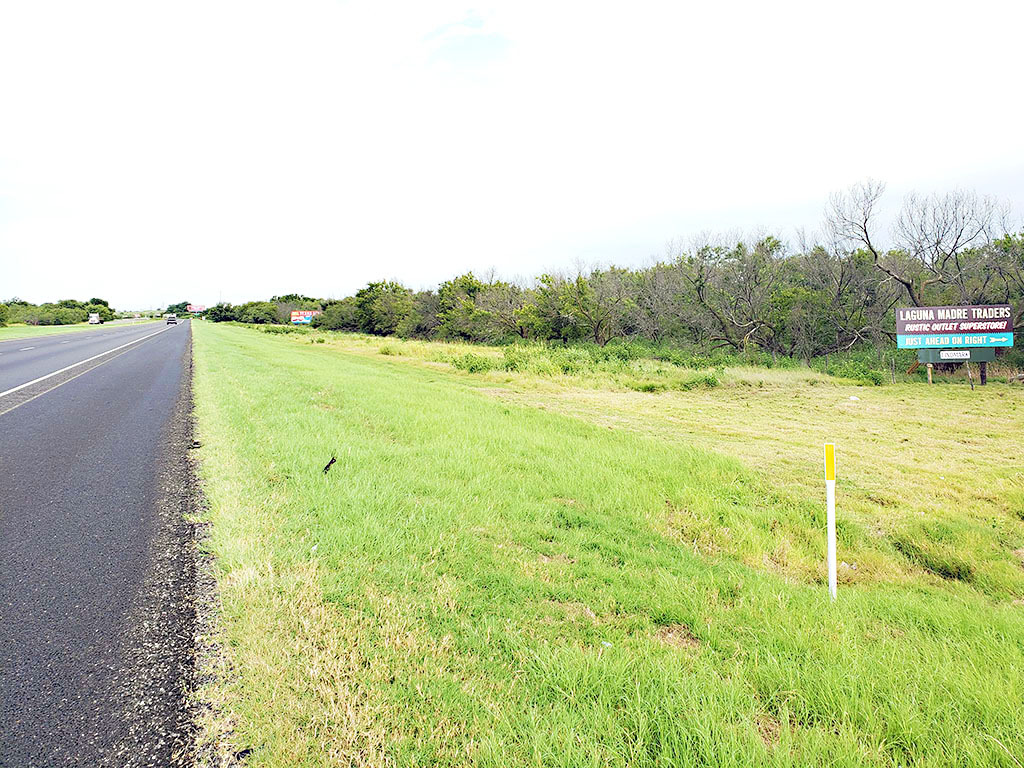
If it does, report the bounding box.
[896,304,1012,335]
[290,310,321,325]
[186,304,206,313]
[897,333,1012,349]
[896,304,1013,349]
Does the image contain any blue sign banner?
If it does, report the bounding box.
[897,333,1013,349]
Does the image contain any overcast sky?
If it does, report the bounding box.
[1,1,1021,310]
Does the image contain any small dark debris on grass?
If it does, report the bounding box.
[234,747,253,762]
[322,455,336,474]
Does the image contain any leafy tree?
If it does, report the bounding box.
[558,268,632,346]
[0,303,8,326]
[519,274,572,342]
[166,301,190,315]
[989,233,1024,329]
[86,303,115,322]
[477,281,532,340]
[396,291,441,338]
[238,301,279,324]
[313,298,360,331]
[206,303,238,322]
[629,263,683,342]
[372,288,413,335]
[682,237,785,352]
[354,282,412,335]
[437,273,486,339]
[54,306,87,325]
[177,180,1023,372]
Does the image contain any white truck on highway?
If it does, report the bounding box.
[88,313,101,324]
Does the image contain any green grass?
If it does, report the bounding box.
[0,319,158,340]
[193,323,1024,767]
[310,330,1024,595]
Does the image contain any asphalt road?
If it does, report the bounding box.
[0,319,197,766]
[0,322,170,394]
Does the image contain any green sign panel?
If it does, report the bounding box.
[916,348,995,364]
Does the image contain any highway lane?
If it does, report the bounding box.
[0,322,171,394]
[0,319,196,766]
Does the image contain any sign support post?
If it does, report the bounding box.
[824,443,837,601]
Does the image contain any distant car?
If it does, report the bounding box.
[166,314,178,325]
[88,313,101,324]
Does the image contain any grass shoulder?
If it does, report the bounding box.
[192,322,1024,767]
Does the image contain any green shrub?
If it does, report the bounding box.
[831,360,885,386]
[630,381,666,393]
[502,346,530,372]
[548,347,590,375]
[260,325,304,334]
[453,353,494,373]
[675,371,720,391]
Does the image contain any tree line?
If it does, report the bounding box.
[0,297,116,326]
[195,183,1024,363]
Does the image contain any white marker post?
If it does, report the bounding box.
[823,443,837,600]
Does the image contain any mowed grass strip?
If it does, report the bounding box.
[304,330,1024,598]
[193,323,1024,767]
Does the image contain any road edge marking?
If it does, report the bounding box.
[0,326,173,400]
[0,346,144,417]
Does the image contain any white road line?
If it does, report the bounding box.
[19,347,35,351]
[0,326,172,400]
[61,340,70,344]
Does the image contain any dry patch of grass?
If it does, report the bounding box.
[654,623,700,650]
[755,713,783,749]
[218,561,393,765]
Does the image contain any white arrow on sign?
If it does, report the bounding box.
[990,336,1010,343]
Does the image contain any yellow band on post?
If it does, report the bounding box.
[824,443,835,481]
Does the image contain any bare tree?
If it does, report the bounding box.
[826,180,925,305]
[827,180,1011,307]
[894,190,1007,304]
